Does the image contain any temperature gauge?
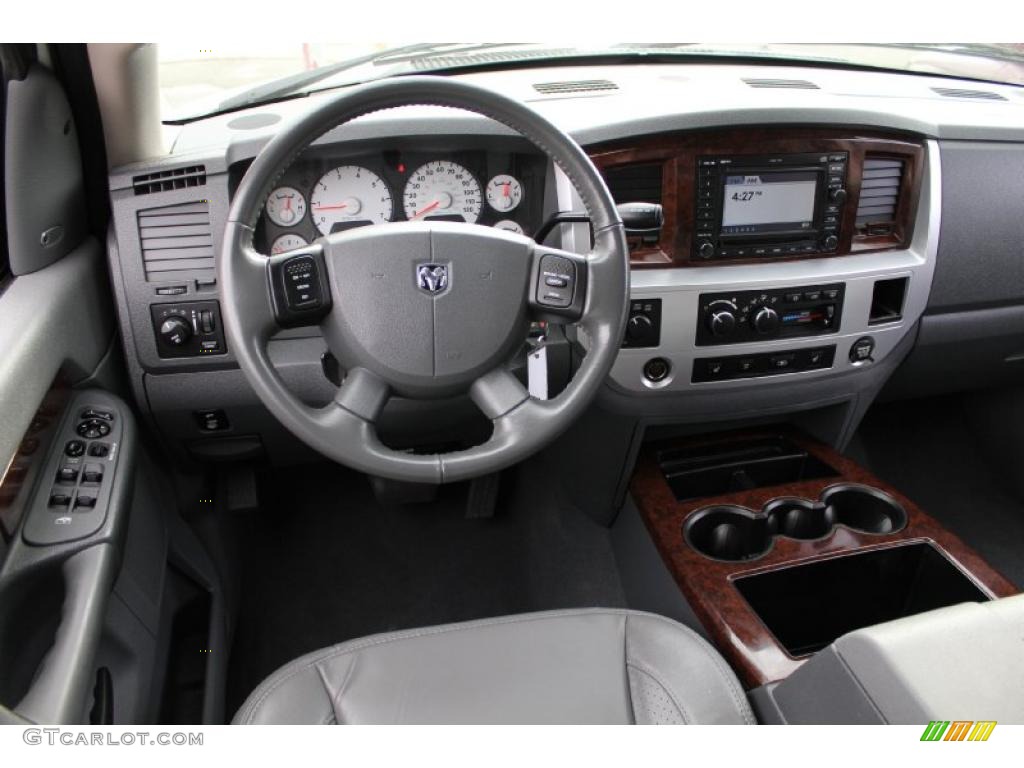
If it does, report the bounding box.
[266,186,307,227]
[270,233,309,255]
[486,174,523,213]
[493,220,524,235]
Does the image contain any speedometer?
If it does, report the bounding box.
[403,161,482,224]
[310,166,393,235]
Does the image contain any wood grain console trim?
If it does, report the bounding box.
[589,128,925,268]
[629,430,1018,688]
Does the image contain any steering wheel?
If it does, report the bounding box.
[220,77,628,483]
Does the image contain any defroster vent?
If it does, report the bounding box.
[138,201,214,282]
[132,165,207,195]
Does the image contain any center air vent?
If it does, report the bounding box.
[533,79,618,95]
[742,78,819,90]
[602,163,663,205]
[133,165,207,196]
[856,157,904,234]
[138,201,214,282]
[931,86,1006,101]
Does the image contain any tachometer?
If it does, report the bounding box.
[403,160,482,224]
[310,166,393,235]
[486,174,523,213]
[266,186,307,227]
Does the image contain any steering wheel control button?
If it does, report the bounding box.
[64,439,86,457]
[536,254,576,308]
[850,336,875,363]
[284,256,322,309]
[643,357,671,383]
[77,418,111,439]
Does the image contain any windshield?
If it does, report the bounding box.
[158,43,1024,122]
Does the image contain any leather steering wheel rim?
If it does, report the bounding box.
[220,76,628,483]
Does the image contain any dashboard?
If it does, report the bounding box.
[103,62,1024,465]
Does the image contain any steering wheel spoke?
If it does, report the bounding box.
[470,367,530,420]
[333,367,391,423]
[527,243,589,323]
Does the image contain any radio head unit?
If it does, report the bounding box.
[695,152,848,260]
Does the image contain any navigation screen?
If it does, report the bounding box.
[720,170,818,235]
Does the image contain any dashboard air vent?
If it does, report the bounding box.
[137,201,214,282]
[742,78,819,90]
[602,163,663,205]
[856,158,904,233]
[533,79,619,96]
[931,86,1006,101]
[132,165,207,195]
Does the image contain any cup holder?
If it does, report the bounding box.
[684,484,907,561]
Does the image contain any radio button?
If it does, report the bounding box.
[785,292,802,303]
[824,288,840,300]
[804,290,822,301]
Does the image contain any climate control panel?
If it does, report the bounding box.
[695,283,844,347]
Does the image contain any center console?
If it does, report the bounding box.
[629,429,1018,688]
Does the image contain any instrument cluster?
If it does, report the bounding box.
[256,148,546,255]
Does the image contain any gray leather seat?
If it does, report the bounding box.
[233,608,755,724]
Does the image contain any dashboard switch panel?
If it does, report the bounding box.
[696,283,845,347]
[693,345,836,383]
[623,298,662,348]
[150,300,227,358]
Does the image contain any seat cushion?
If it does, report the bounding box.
[233,608,755,724]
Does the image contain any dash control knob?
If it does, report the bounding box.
[706,301,738,338]
[159,315,192,347]
[626,314,657,346]
[698,241,716,259]
[823,234,840,251]
[830,187,848,204]
[752,306,780,335]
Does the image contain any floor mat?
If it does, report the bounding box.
[853,396,1024,589]
[225,460,625,716]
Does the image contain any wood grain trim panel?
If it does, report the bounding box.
[629,430,1018,688]
[589,128,925,268]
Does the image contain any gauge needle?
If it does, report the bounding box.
[503,183,510,197]
[313,203,349,211]
[411,200,440,219]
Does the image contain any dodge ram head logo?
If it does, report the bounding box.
[416,263,449,294]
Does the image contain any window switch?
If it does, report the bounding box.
[74,494,97,510]
[57,466,78,483]
[49,492,72,508]
[88,443,110,458]
[82,464,104,484]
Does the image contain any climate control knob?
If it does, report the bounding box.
[159,315,192,347]
[706,301,738,337]
[752,306,780,336]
